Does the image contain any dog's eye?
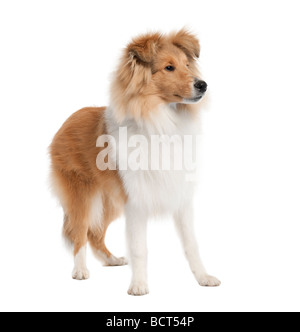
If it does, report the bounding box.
[165,66,175,72]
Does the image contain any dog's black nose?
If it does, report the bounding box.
[194,80,207,93]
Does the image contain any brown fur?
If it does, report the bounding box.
[50,107,127,256]
[110,29,201,122]
[50,29,201,261]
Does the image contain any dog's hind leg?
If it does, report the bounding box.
[60,178,94,281]
[87,192,127,266]
[88,225,128,266]
[63,211,90,280]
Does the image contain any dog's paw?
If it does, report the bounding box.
[72,267,90,280]
[105,256,128,267]
[127,282,149,296]
[198,274,221,287]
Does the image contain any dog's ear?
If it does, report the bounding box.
[171,29,200,59]
[128,32,161,64]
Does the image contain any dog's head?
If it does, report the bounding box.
[111,29,206,120]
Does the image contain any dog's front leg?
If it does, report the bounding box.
[125,204,149,296]
[174,204,221,287]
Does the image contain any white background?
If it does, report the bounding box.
[0,0,299,312]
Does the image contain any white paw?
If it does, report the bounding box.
[198,274,221,287]
[128,282,149,296]
[105,256,128,267]
[72,267,90,280]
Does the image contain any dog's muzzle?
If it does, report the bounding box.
[182,79,208,104]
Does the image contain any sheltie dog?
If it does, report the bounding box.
[50,29,220,295]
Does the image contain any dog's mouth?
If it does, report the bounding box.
[175,94,205,104]
[185,95,203,103]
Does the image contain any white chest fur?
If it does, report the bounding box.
[105,105,200,216]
